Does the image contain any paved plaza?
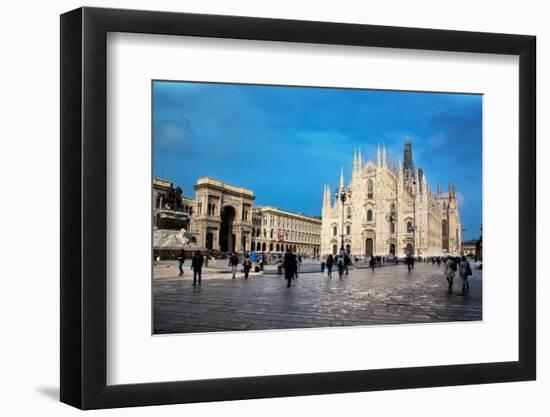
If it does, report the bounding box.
[153,261,482,334]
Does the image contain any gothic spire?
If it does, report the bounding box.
[382,143,387,166]
[340,167,345,190]
[377,143,381,166]
[398,158,403,178]
[357,147,363,172]
[323,184,331,208]
[403,137,414,177]
[353,147,357,173]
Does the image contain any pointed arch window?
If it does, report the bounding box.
[367,180,374,198]
[347,207,352,219]
[367,209,373,222]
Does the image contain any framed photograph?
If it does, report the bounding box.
[60,7,536,409]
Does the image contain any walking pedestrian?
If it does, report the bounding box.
[344,253,351,275]
[259,252,265,271]
[445,256,457,293]
[337,249,346,279]
[229,252,239,279]
[276,255,283,276]
[406,254,413,272]
[177,249,185,276]
[369,256,376,272]
[243,254,252,279]
[326,254,334,278]
[459,255,472,294]
[191,250,203,286]
[283,248,297,288]
[296,255,302,278]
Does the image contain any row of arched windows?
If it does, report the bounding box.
[251,242,311,253]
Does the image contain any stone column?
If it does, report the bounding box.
[214,228,220,251]
[234,226,242,252]
[200,225,207,248]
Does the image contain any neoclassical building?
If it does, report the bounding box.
[153,177,321,256]
[251,206,321,255]
[321,140,462,258]
[191,177,256,252]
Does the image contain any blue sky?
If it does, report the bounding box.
[153,81,482,240]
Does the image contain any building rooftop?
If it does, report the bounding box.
[256,206,322,223]
[194,177,255,197]
[153,177,173,188]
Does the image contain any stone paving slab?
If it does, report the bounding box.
[153,262,482,334]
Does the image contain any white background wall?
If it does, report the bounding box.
[0,0,546,415]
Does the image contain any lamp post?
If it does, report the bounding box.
[385,210,396,256]
[461,227,467,255]
[239,223,245,255]
[410,179,417,256]
[334,186,352,252]
[478,224,483,260]
[387,176,399,257]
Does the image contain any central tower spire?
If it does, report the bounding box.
[403,137,414,178]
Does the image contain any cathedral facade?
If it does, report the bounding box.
[321,140,462,258]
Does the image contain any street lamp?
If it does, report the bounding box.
[334,186,352,252]
[385,211,396,257]
[239,223,245,255]
[410,179,417,256]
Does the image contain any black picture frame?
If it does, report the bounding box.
[60,6,536,410]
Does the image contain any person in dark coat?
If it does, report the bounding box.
[276,255,283,276]
[229,252,239,279]
[444,256,458,293]
[259,252,265,271]
[243,255,252,279]
[177,249,185,276]
[325,254,334,278]
[344,253,351,275]
[336,250,346,279]
[459,256,472,294]
[406,254,412,272]
[369,256,376,272]
[283,248,297,288]
[191,250,204,286]
[296,254,302,278]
